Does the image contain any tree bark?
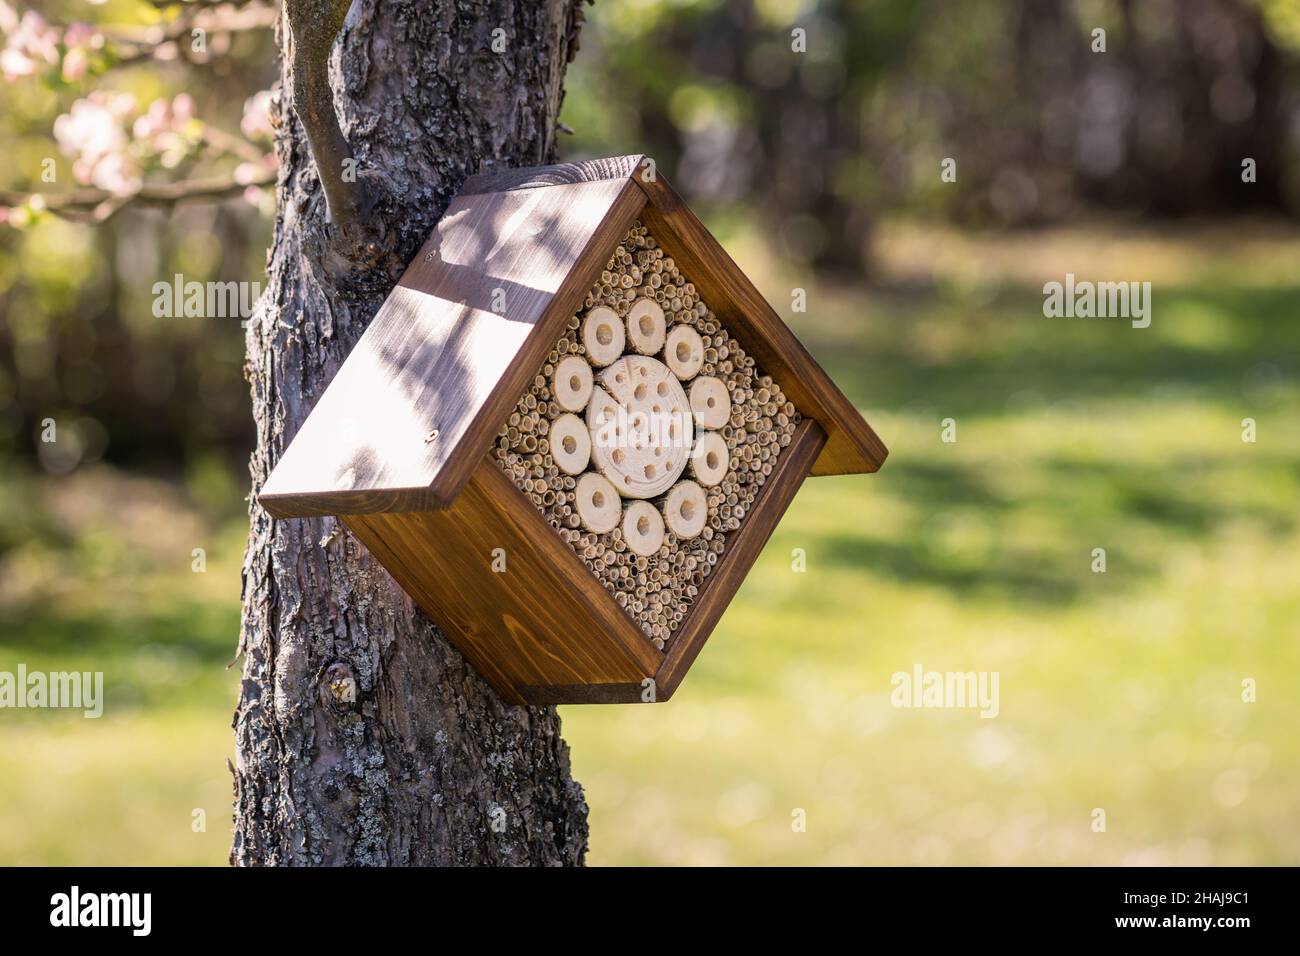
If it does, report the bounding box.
[232,0,591,866]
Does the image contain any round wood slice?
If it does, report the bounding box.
[622,500,665,557]
[587,356,691,499]
[626,297,666,355]
[550,412,590,474]
[575,472,620,533]
[581,306,624,367]
[689,375,730,429]
[662,479,707,539]
[688,430,728,486]
[664,324,704,380]
[553,355,593,412]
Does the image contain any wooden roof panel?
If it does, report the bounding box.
[260,174,645,517]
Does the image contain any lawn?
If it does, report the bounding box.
[3,221,1298,865]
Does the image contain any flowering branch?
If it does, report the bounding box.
[1,168,276,224]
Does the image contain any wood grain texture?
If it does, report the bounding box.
[460,154,646,195]
[517,683,646,705]
[653,418,827,700]
[635,174,888,477]
[260,174,646,518]
[344,423,824,705]
[343,456,662,704]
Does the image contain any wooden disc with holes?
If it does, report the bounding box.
[622,500,665,557]
[575,472,621,533]
[689,375,730,429]
[553,355,593,412]
[587,356,691,499]
[662,479,707,539]
[664,324,704,380]
[626,297,666,355]
[550,413,590,474]
[581,306,624,367]
[688,430,729,486]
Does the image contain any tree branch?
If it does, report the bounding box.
[109,3,279,66]
[1,169,275,224]
[284,0,389,264]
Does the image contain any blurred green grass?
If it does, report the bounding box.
[2,222,1298,865]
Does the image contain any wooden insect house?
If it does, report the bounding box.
[259,155,888,704]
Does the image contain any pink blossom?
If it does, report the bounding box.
[53,92,140,194]
[1,9,60,81]
[61,44,86,81]
[240,90,275,141]
[62,22,100,49]
[131,94,199,168]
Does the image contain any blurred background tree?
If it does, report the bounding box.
[564,0,1300,274]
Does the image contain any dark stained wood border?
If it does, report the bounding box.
[517,682,645,705]
[476,458,663,679]
[635,174,887,478]
[344,456,663,705]
[652,418,827,700]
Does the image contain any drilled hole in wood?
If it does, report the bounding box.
[493,218,803,650]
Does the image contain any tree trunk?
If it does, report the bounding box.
[232,0,591,866]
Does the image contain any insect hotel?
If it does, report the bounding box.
[259,155,888,704]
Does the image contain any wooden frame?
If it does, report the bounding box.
[259,156,886,704]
